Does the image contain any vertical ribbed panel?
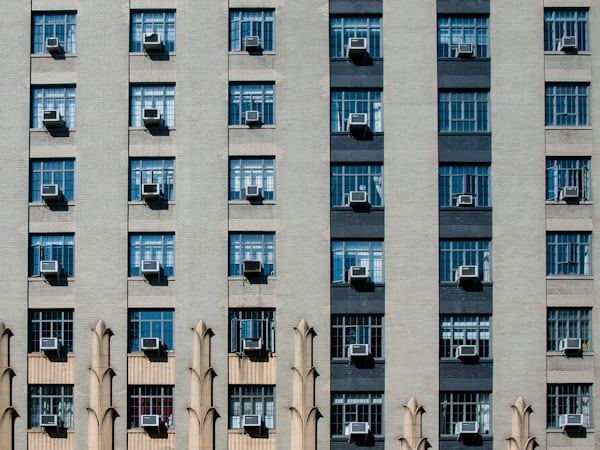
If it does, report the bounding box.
[228,354,276,384]
[127,354,175,385]
[228,430,276,450]
[28,354,74,384]
[127,430,175,450]
[28,430,74,450]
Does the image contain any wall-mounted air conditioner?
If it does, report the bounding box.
[349,191,368,206]
[456,421,479,436]
[457,194,474,207]
[245,110,260,125]
[244,36,261,51]
[348,266,369,284]
[243,260,262,276]
[43,110,63,128]
[140,337,161,351]
[40,337,59,352]
[40,414,61,427]
[559,414,584,430]
[45,37,61,53]
[40,260,59,276]
[348,343,369,362]
[141,260,161,276]
[559,36,577,51]
[560,186,579,201]
[142,183,161,200]
[142,108,162,127]
[141,414,161,428]
[456,344,478,359]
[345,421,370,440]
[346,113,368,134]
[455,265,478,282]
[242,414,262,428]
[143,32,162,52]
[347,37,367,58]
[245,185,263,200]
[455,43,474,58]
[242,338,263,352]
[559,338,582,354]
[41,184,61,201]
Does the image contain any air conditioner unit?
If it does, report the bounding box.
[40,260,59,276]
[347,113,369,133]
[141,183,161,200]
[456,344,478,359]
[140,337,161,351]
[348,266,369,284]
[43,110,63,128]
[141,260,161,276]
[245,110,260,125]
[345,421,370,438]
[457,194,474,207]
[349,191,368,206]
[142,108,162,127]
[455,43,474,58]
[244,36,261,51]
[559,338,582,354]
[243,260,263,276]
[45,37,61,53]
[41,184,61,201]
[40,337,59,352]
[245,185,263,200]
[242,414,262,428]
[143,32,163,51]
[347,37,367,57]
[455,265,478,282]
[456,421,479,435]
[141,414,161,428]
[40,414,61,427]
[559,414,584,429]
[559,36,577,51]
[348,343,369,361]
[560,186,580,201]
[242,338,263,352]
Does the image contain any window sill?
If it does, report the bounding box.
[228,124,276,129]
[229,276,276,280]
[30,127,75,132]
[129,52,176,56]
[439,281,492,286]
[128,200,175,205]
[440,358,493,362]
[545,126,592,131]
[128,428,175,433]
[438,131,491,136]
[439,206,492,211]
[546,427,594,433]
[331,358,384,363]
[128,276,176,281]
[546,275,592,280]
[547,351,594,356]
[545,200,592,205]
[29,201,76,206]
[440,434,492,440]
[331,282,384,287]
[28,276,74,281]
[31,53,76,58]
[437,57,491,61]
[331,206,384,210]
[330,56,383,61]
[229,200,276,205]
[330,131,384,135]
[128,126,176,131]
[544,51,591,56]
[229,51,276,55]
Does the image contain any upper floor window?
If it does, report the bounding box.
[440,392,490,435]
[544,9,588,52]
[30,159,75,203]
[29,385,74,429]
[32,86,76,129]
[440,315,490,359]
[130,84,175,128]
[129,233,175,277]
[546,158,590,202]
[439,240,491,283]
[32,12,77,54]
[229,385,275,429]
[229,83,274,125]
[547,308,591,352]
[546,232,590,276]
[331,164,383,207]
[128,309,174,352]
[439,91,489,133]
[547,384,591,429]
[229,309,275,353]
[330,16,382,58]
[29,309,73,353]
[331,392,383,437]
[128,385,174,429]
[131,11,175,52]
[332,240,383,284]
[439,165,490,207]
[129,158,175,201]
[229,10,274,52]
[229,157,275,201]
[30,234,74,277]
[332,315,383,360]
[331,90,382,133]
[438,16,489,58]
[229,232,275,277]
[545,83,589,127]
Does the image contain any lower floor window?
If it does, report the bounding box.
[440,392,490,435]
[29,309,74,353]
[547,384,592,429]
[547,308,591,352]
[331,392,383,437]
[440,315,491,359]
[229,385,275,429]
[128,385,174,429]
[29,385,74,429]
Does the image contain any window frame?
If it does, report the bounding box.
[32,12,77,55]
[130,84,175,128]
[229,157,275,201]
[440,392,491,435]
[29,234,75,277]
[439,165,490,207]
[130,10,176,53]
[29,309,74,353]
[30,159,75,203]
[331,90,383,133]
[329,16,382,59]
[547,384,592,429]
[128,385,174,429]
[129,233,175,277]
[229,232,275,277]
[545,83,589,127]
[437,16,489,58]
[546,158,590,201]
[229,9,274,52]
[331,315,383,360]
[31,85,76,129]
[438,91,489,133]
[440,315,491,359]
[331,392,383,437]
[29,384,74,429]
[331,164,383,207]
[129,158,175,202]
[229,309,275,353]
[439,239,491,283]
[229,385,275,429]
[229,83,275,125]
[544,9,588,52]
[547,308,591,352]
[128,309,174,352]
[546,232,591,276]
[332,240,384,284]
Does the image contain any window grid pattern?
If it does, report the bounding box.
[229,386,275,429]
[128,310,174,352]
[229,10,274,52]
[545,84,589,127]
[32,13,76,54]
[128,385,174,429]
[439,240,491,282]
[440,316,490,359]
[330,16,382,58]
[440,392,491,435]
[331,165,383,207]
[229,233,275,276]
[229,84,274,125]
[129,158,175,201]
[332,241,383,283]
[131,11,175,52]
[30,234,74,277]
[331,90,382,132]
[29,310,74,353]
[129,233,175,276]
[547,384,591,428]
[30,159,75,202]
[544,9,588,51]
[439,165,489,207]
[332,315,383,359]
[29,385,74,429]
[229,158,275,200]
[32,86,76,129]
[547,308,591,352]
[439,91,489,133]
[546,233,591,276]
[229,309,276,353]
[438,16,488,58]
[546,158,590,201]
[331,392,383,437]
[130,85,175,127]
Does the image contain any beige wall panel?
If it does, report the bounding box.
[129,55,177,82]
[228,354,276,384]
[30,132,77,154]
[545,54,591,81]
[29,206,76,225]
[547,355,595,375]
[127,280,176,297]
[28,354,74,384]
[547,279,594,295]
[227,430,276,450]
[28,430,74,450]
[546,204,593,223]
[546,433,595,449]
[547,294,594,307]
[127,430,175,450]
[128,204,176,230]
[127,354,175,385]
[227,281,278,298]
[544,0,591,7]
[31,56,77,78]
[546,218,593,231]
[546,129,593,156]
[31,0,77,10]
[229,204,277,221]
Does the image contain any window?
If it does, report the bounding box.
[129,158,175,201]
[439,240,491,283]
[129,233,175,276]
[331,90,382,132]
[30,159,75,202]
[31,86,76,129]
[440,316,490,359]
[229,385,275,429]
[330,16,382,58]
[544,9,588,52]
[546,232,590,276]
[128,385,174,429]
[229,10,274,52]
[130,84,175,127]
[131,11,175,52]
[229,233,275,276]
[128,309,174,352]
[546,158,590,201]
[32,12,77,54]
[332,241,383,283]
[331,165,383,207]
[29,234,74,277]
[440,392,490,435]
[229,309,275,353]
[547,308,591,352]
[331,392,383,437]
[439,91,489,133]
[547,384,591,428]
[545,84,589,127]
[229,83,274,125]
[438,16,489,58]
[29,310,73,353]
[229,157,275,200]
[331,315,383,359]
[439,165,490,207]
[29,385,74,429]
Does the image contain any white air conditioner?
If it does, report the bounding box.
[560,186,580,201]
[43,110,63,128]
[245,110,260,125]
[41,184,61,201]
[559,36,577,51]
[40,414,61,427]
[245,185,263,199]
[140,337,161,351]
[345,421,370,437]
[243,260,263,276]
[455,265,478,282]
[347,113,369,133]
[141,183,161,200]
[457,194,474,207]
[349,191,368,206]
[141,414,161,428]
[455,43,474,58]
[347,37,367,57]
[456,421,479,435]
[348,266,369,284]
[40,337,59,351]
[244,36,261,50]
[242,338,263,352]
[40,260,59,276]
[142,108,161,127]
[143,32,162,51]
[348,343,369,360]
[45,37,61,53]
[559,414,584,429]
[559,338,582,354]
[141,260,161,276]
[242,414,262,428]
[456,344,478,359]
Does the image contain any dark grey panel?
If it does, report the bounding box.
[439,284,492,314]
[439,361,492,391]
[439,209,492,239]
[331,439,385,450]
[330,0,383,14]
[331,285,385,314]
[437,0,490,15]
[438,134,491,163]
[437,60,490,89]
[331,361,385,391]
[331,60,383,89]
[331,209,384,239]
[331,134,384,163]
[440,437,493,450]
